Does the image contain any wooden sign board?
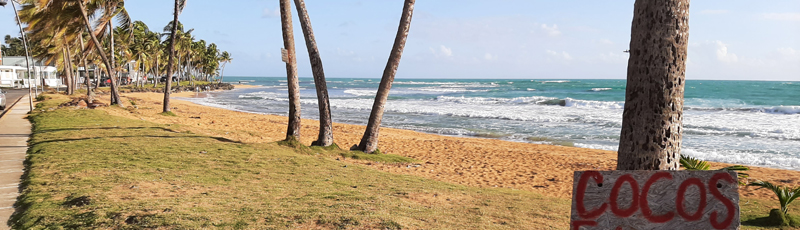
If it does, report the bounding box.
[281,48,289,63]
[571,170,740,230]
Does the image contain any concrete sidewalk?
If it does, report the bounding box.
[0,95,32,230]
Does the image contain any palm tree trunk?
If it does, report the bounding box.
[220,63,225,83]
[109,21,120,103]
[616,0,690,170]
[293,0,333,146]
[153,58,159,88]
[355,0,415,153]
[163,0,180,113]
[79,34,92,102]
[77,0,123,106]
[280,0,301,141]
[62,47,73,95]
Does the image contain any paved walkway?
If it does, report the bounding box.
[0,95,32,229]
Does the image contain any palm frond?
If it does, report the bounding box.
[680,155,711,170]
[749,180,800,215]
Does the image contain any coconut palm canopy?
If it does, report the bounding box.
[12,0,230,87]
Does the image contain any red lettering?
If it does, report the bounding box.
[640,172,675,223]
[676,178,707,221]
[576,171,608,219]
[708,173,736,229]
[571,220,597,230]
[610,174,639,217]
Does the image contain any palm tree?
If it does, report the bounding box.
[279,0,301,141]
[616,0,690,170]
[749,181,800,216]
[293,0,334,147]
[162,0,187,113]
[218,51,232,83]
[75,0,126,106]
[354,0,415,154]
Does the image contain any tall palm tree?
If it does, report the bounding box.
[354,0,415,153]
[218,51,232,83]
[616,0,690,170]
[293,0,334,147]
[75,0,126,106]
[163,0,187,113]
[279,0,301,141]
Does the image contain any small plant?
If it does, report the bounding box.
[35,94,47,101]
[749,180,800,216]
[680,155,750,184]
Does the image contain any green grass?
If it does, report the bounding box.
[12,95,572,229]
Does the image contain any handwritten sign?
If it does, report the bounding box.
[571,171,740,230]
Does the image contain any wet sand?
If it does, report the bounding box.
[101,92,800,200]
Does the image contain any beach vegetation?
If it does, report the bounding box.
[680,155,751,184]
[12,94,572,229]
[748,180,800,226]
[355,0,416,154]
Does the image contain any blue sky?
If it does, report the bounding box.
[2,0,799,80]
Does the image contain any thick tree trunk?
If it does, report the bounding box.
[293,0,333,147]
[77,0,123,106]
[280,0,301,141]
[163,0,181,113]
[62,47,73,95]
[616,0,690,170]
[356,0,415,153]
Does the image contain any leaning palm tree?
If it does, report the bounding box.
[293,0,334,147]
[279,0,301,141]
[749,180,800,216]
[162,0,187,113]
[75,0,126,106]
[218,51,231,83]
[616,0,690,170]
[354,0,415,154]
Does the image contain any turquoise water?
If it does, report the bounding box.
[185,77,800,170]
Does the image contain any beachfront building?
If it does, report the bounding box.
[0,56,60,88]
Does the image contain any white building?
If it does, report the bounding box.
[0,56,60,88]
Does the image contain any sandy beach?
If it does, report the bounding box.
[100,90,800,200]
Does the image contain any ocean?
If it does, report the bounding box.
[183,77,800,170]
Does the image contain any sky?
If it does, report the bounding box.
[1,0,799,81]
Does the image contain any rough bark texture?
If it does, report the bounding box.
[77,0,123,107]
[293,0,334,147]
[617,0,690,170]
[280,0,301,141]
[356,0,415,154]
[163,0,180,113]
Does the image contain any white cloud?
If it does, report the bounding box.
[599,52,627,63]
[714,41,738,63]
[776,47,798,57]
[595,39,614,45]
[762,13,800,21]
[546,50,572,60]
[700,9,729,15]
[262,7,280,18]
[484,53,498,60]
[430,45,453,58]
[540,24,561,37]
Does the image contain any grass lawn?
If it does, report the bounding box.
[10,94,796,229]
